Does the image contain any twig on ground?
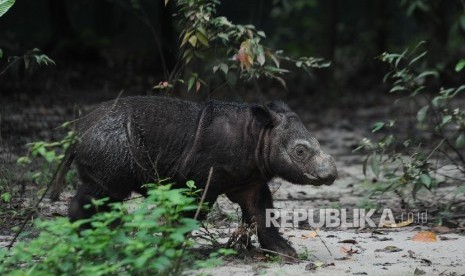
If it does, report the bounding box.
[308,225,333,257]
[257,248,300,262]
[194,167,214,220]
[199,221,220,246]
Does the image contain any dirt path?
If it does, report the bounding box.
[197,160,465,275]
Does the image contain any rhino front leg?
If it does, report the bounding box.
[226,184,297,258]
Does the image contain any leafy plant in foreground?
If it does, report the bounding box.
[356,42,465,208]
[0,184,235,275]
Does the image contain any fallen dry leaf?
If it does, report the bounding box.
[372,236,393,241]
[439,236,458,241]
[432,226,451,234]
[412,231,437,242]
[414,267,426,275]
[340,246,359,256]
[301,229,319,239]
[372,230,385,235]
[375,245,403,253]
[383,219,413,228]
[237,40,254,71]
[420,258,432,266]
[305,261,335,271]
[253,254,268,261]
[338,239,357,244]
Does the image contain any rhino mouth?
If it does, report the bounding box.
[304,173,319,181]
[304,173,333,185]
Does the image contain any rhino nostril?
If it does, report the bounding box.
[316,167,337,183]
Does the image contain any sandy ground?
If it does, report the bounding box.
[199,228,465,276]
[191,155,465,276]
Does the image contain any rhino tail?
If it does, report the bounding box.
[49,144,76,201]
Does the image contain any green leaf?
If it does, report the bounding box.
[372,122,385,133]
[217,33,229,42]
[389,85,406,93]
[196,31,209,47]
[0,0,15,18]
[1,192,11,202]
[182,49,194,64]
[412,85,425,96]
[16,156,31,165]
[187,76,196,92]
[416,105,429,124]
[44,150,56,163]
[0,48,3,59]
[420,174,432,188]
[257,31,266,38]
[186,180,196,189]
[263,66,289,74]
[456,133,465,148]
[441,115,452,125]
[181,30,194,47]
[370,153,380,177]
[408,51,427,66]
[432,96,443,107]
[188,35,197,47]
[414,70,439,81]
[456,59,465,72]
[219,63,229,75]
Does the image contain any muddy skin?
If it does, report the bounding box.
[51,96,337,257]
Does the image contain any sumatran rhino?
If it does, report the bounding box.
[51,96,337,257]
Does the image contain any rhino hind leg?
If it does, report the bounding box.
[226,184,297,258]
[68,183,127,224]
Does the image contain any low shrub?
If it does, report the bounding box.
[0,183,235,275]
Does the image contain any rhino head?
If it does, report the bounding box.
[253,101,337,186]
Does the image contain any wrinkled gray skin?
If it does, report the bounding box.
[51,96,337,257]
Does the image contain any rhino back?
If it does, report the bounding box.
[74,96,202,196]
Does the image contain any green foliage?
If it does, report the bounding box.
[456,59,465,72]
[0,0,15,18]
[356,43,465,202]
[0,191,11,202]
[156,0,329,92]
[13,48,55,71]
[0,48,55,76]
[298,247,309,260]
[18,127,75,187]
[0,0,50,76]
[0,184,234,275]
[0,162,14,207]
[0,0,15,62]
[400,0,431,16]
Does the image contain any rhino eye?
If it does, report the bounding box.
[294,145,308,160]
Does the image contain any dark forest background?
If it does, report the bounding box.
[1,0,464,104]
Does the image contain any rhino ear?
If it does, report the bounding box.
[266,101,292,113]
[251,105,282,127]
